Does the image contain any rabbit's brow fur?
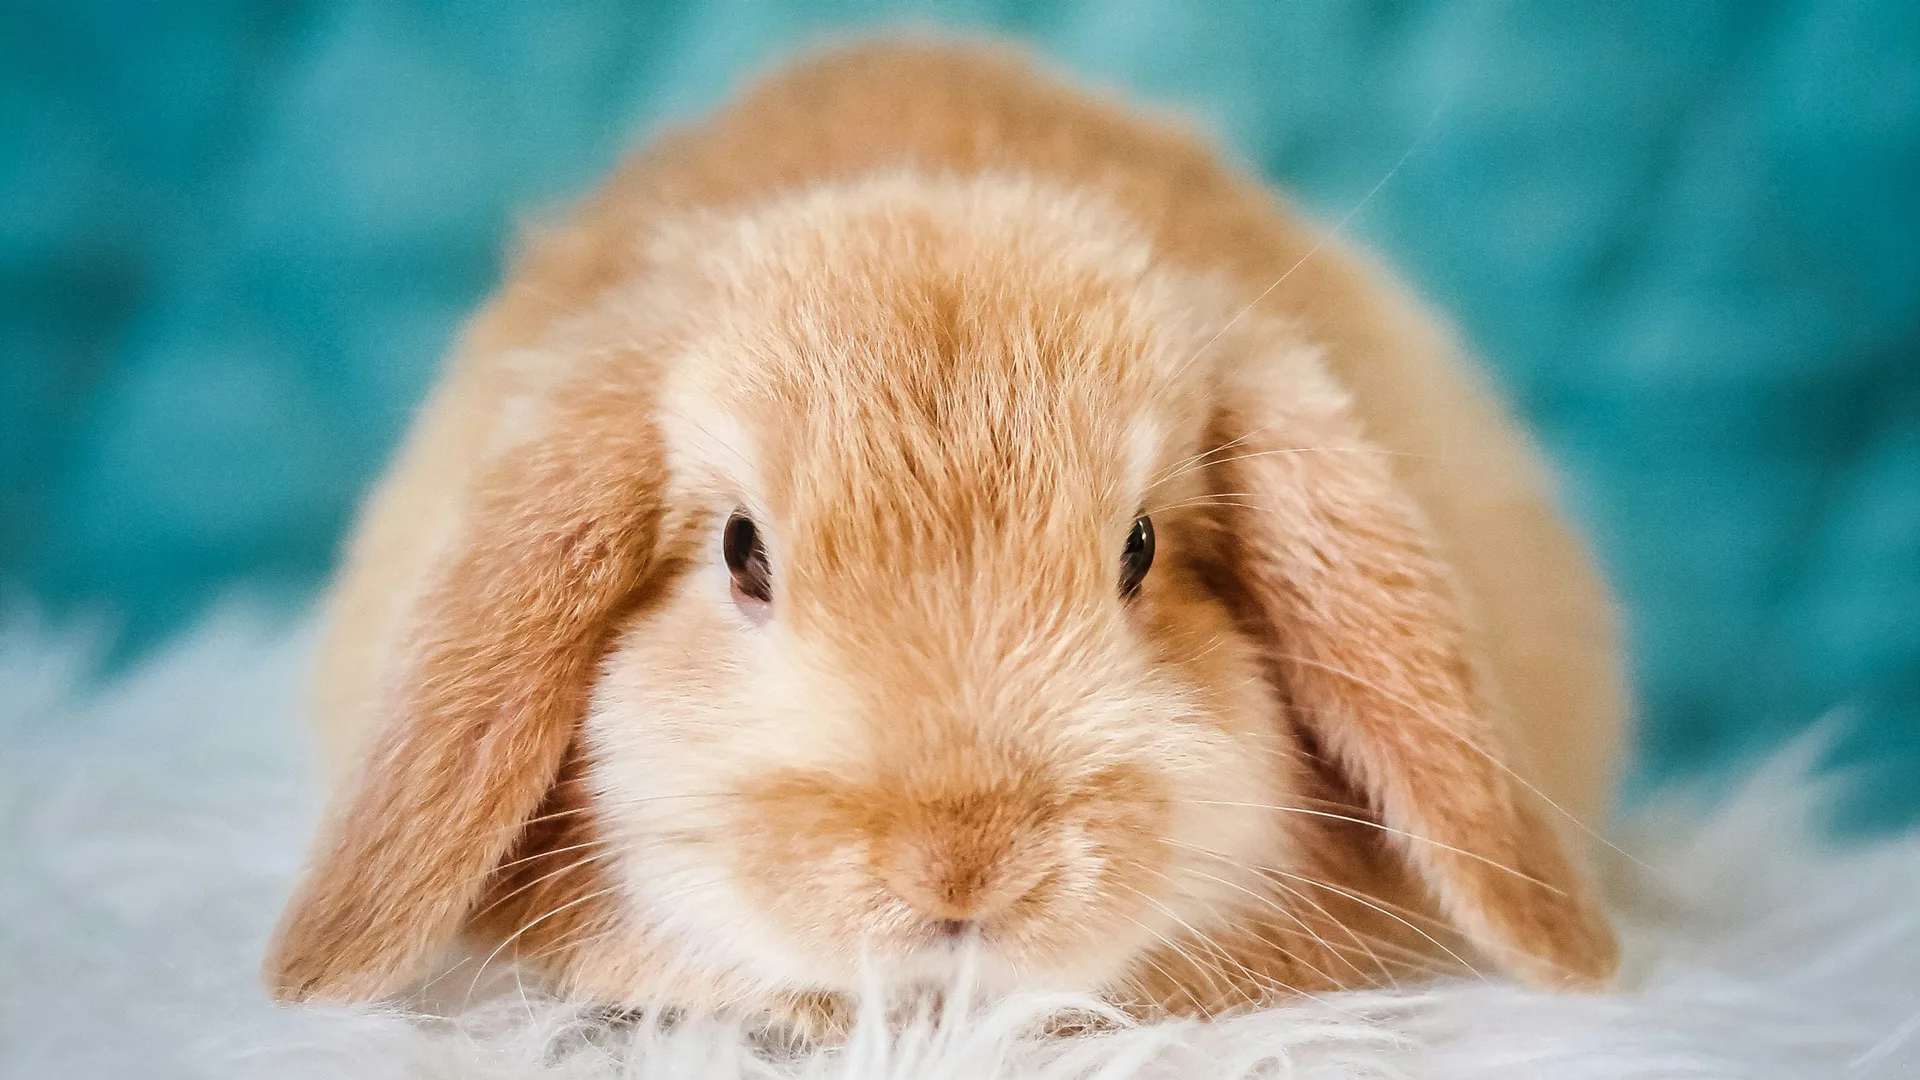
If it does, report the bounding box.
[267,40,1626,1032]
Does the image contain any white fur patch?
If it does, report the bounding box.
[3,606,1917,1078]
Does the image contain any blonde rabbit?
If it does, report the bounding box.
[268,39,1625,1026]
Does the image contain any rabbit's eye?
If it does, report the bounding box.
[1119,515,1154,599]
[724,512,772,604]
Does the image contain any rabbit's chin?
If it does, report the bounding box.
[601,850,1136,998]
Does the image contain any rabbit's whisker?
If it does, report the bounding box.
[467,885,624,1001]
[1146,855,1380,986]
[485,837,613,882]
[1114,915,1220,1020]
[1122,857,1357,991]
[1164,841,1468,980]
[1150,444,1425,496]
[1109,879,1279,1013]
[1145,428,1266,492]
[1179,797,1557,894]
[474,849,620,920]
[489,791,748,840]
[1152,837,1482,980]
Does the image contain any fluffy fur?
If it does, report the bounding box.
[271,39,1624,1021]
[2,607,1916,1078]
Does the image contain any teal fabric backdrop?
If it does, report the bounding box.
[3,1,1916,821]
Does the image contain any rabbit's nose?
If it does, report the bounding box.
[876,832,1036,923]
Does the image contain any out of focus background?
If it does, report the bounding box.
[3,1,1916,823]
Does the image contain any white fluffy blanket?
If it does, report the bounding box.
[3,607,1916,1079]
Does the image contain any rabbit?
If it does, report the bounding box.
[266,38,1626,1029]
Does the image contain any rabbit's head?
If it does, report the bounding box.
[266,174,1615,1007]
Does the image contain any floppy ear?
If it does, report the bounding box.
[1210,342,1618,989]
[265,369,669,1002]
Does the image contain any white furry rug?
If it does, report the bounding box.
[2,606,1917,1079]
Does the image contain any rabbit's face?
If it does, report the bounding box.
[585,176,1290,994]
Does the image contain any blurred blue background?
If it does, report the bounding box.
[3,1,1916,823]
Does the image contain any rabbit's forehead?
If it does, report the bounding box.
[658,173,1219,566]
[750,292,1181,536]
[758,282,1192,502]
[659,315,1183,541]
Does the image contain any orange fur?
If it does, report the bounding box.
[268,38,1623,1022]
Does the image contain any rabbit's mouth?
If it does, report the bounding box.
[857,918,1042,993]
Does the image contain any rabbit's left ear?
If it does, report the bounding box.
[265,365,670,1002]
[1207,335,1618,989]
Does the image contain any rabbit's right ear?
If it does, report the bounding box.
[264,364,670,1002]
